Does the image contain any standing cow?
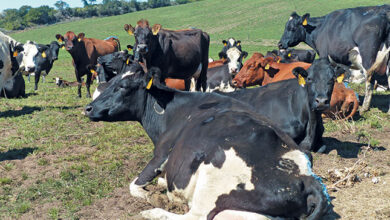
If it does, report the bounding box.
[278,5,390,113]
[55,32,120,97]
[124,19,210,91]
[0,31,23,90]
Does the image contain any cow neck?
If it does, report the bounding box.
[140,86,175,145]
[304,16,325,53]
[68,43,88,65]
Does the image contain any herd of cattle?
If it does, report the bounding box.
[1,4,390,220]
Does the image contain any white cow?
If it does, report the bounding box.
[0,31,23,90]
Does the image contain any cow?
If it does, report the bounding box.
[222,58,345,152]
[278,6,390,113]
[232,53,311,88]
[0,72,25,98]
[84,64,330,220]
[218,37,243,58]
[55,31,120,97]
[124,19,210,91]
[205,64,235,92]
[54,77,85,88]
[27,41,62,90]
[323,82,359,119]
[0,31,24,90]
[267,49,316,63]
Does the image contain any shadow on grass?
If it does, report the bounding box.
[358,93,389,113]
[45,105,83,110]
[25,92,38,97]
[322,198,341,219]
[0,147,36,162]
[0,106,42,118]
[323,137,385,158]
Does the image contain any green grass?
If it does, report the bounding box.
[1,0,389,218]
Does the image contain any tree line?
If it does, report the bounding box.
[0,0,200,31]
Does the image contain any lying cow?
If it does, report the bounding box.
[267,49,316,63]
[124,19,209,91]
[279,6,390,113]
[55,32,120,97]
[0,72,25,98]
[54,77,85,88]
[323,82,359,119]
[232,53,311,88]
[85,64,329,219]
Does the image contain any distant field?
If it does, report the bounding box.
[1,0,390,219]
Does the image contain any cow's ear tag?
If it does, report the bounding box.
[78,38,81,42]
[298,74,306,86]
[237,42,240,46]
[146,77,153,90]
[90,69,96,74]
[336,73,344,83]
[42,52,47,58]
[13,51,18,57]
[127,30,133,36]
[58,39,63,43]
[277,59,280,63]
[126,58,130,65]
[127,47,132,51]
[288,53,292,57]
[302,18,308,26]
[265,64,270,70]
[223,43,227,46]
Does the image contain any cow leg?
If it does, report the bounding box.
[196,63,207,92]
[27,74,30,83]
[184,79,191,91]
[34,71,41,91]
[387,67,390,114]
[76,74,82,98]
[42,75,45,83]
[86,72,92,98]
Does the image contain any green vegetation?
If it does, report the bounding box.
[1,0,389,218]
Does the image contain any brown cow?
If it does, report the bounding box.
[232,53,311,87]
[323,82,359,119]
[208,59,227,69]
[55,31,120,97]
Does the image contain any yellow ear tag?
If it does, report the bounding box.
[288,53,292,57]
[277,59,280,63]
[336,73,344,83]
[127,47,132,51]
[13,51,18,57]
[298,74,306,86]
[265,64,270,70]
[302,18,308,26]
[223,43,227,46]
[41,52,47,58]
[126,58,130,65]
[58,39,63,43]
[78,38,81,42]
[61,45,65,49]
[127,30,133,36]
[152,30,159,35]
[237,42,241,46]
[90,69,96,74]
[146,77,153,90]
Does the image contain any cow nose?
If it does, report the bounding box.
[315,97,329,106]
[231,68,238,73]
[231,80,238,87]
[26,66,35,72]
[137,44,148,53]
[84,105,93,116]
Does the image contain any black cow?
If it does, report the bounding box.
[0,72,25,98]
[221,58,344,152]
[85,64,329,219]
[28,41,61,90]
[279,6,390,113]
[124,19,210,91]
[267,49,316,63]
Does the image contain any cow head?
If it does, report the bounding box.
[48,41,61,61]
[20,41,39,73]
[278,12,310,49]
[93,50,134,82]
[224,47,248,75]
[56,31,82,51]
[292,58,346,111]
[84,63,147,122]
[124,19,160,58]
[219,38,242,59]
[232,53,275,88]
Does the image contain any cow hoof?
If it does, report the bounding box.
[317,145,327,153]
[129,178,148,199]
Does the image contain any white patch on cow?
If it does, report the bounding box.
[92,88,101,100]
[208,57,214,63]
[226,47,242,74]
[55,77,61,85]
[193,63,202,79]
[206,81,236,93]
[157,177,167,188]
[348,69,366,84]
[371,44,390,74]
[0,32,20,90]
[228,38,236,47]
[143,148,255,219]
[282,150,310,176]
[214,210,281,220]
[348,47,365,74]
[21,41,38,72]
[289,16,293,21]
[129,177,149,199]
[189,78,197,92]
[121,71,135,79]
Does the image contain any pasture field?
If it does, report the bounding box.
[1,0,390,219]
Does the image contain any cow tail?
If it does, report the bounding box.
[113,38,121,51]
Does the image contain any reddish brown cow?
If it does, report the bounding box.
[55,31,120,97]
[232,53,311,87]
[165,78,186,90]
[208,59,227,69]
[324,83,359,119]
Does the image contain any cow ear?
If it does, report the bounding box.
[218,51,227,60]
[77,33,85,42]
[292,67,308,87]
[55,34,64,43]
[236,40,241,46]
[222,40,227,46]
[261,57,273,70]
[152,24,162,35]
[124,24,135,35]
[145,67,161,89]
[241,51,248,59]
[127,44,133,51]
[301,13,310,26]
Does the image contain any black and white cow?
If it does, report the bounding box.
[26,41,62,90]
[219,37,243,58]
[0,31,24,90]
[84,64,330,220]
[266,49,316,63]
[0,72,25,98]
[278,6,390,113]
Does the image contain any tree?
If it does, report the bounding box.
[81,0,89,7]
[55,0,70,10]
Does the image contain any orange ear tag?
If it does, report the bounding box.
[13,51,18,57]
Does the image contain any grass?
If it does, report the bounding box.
[1,0,390,218]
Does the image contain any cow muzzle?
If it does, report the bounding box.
[315,97,330,111]
[84,105,93,116]
[25,66,35,73]
[137,44,148,54]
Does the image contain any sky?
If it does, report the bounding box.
[0,0,104,12]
